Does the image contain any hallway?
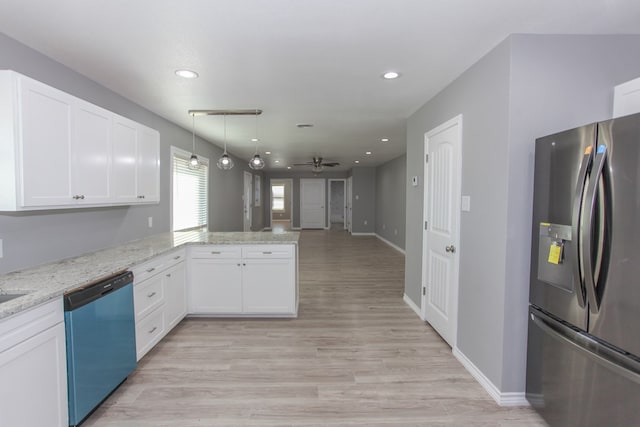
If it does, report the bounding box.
[85,230,545,426]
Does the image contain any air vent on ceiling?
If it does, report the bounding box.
[296,123,314,128]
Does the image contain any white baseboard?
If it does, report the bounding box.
[452,347,529,407]
[351,232,376,236]
[376,234,405,254]
[264,227,272,231]
[292,227,302,230]
[403,294,423,319]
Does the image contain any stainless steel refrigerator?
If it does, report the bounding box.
[527,112,640,426]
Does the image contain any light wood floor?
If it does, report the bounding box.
[85,230,547,426]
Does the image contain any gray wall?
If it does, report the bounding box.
[375,154,406,249]
[263,171,348,228]
[404,34,640,395]
[0,33,256,274]
[351,167,376,234]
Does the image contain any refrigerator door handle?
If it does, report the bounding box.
[582,144,608,313]
[532,309,640,385]
[570,146,593,308]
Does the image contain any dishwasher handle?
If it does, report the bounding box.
[64,271,134,311]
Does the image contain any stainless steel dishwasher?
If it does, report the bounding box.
[64,271,137,426]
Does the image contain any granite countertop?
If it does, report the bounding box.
[0,230,300,320]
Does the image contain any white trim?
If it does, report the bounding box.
[376,234,405,254]
[403,294,423,319]
[351,232,376,236]
[452,347,529,407]
[263,227,272,231]
[292,227,302,231]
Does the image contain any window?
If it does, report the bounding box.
[171,147,209,232]
[272,184,285,212]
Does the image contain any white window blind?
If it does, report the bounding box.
[172,150,208,232]
[272,185,285,211]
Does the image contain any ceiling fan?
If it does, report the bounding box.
[293,157,339,172]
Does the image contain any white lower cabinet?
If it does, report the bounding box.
[0,299,68,427]
[132,249,186,360]
[188,244,296,316]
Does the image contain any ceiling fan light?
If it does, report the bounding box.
[189,153,200,169]
[249,154,265,170]
[217,152,234,170]
[312,165,323,173]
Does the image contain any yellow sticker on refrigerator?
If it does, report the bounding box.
[548,242,563,265]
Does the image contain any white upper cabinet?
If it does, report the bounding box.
[0,70,160,211]
[112,114,160,204]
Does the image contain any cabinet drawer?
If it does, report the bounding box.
[135,306,166,361]
[189,245,241,259]
[134,275,164,320]
[242,245,293,259]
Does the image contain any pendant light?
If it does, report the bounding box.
[249,109,265,170]
[217,114,234,170]
[189,113,200,170]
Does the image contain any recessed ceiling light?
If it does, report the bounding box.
[251,138,259,142]
[274,160,280,163]
[354,160,360,164]
[381,138,389,142]
[365,151,372,155]
[296,123,314,128]
[175,69,199,79]
[265,151,271,155]
[287,166,292,169]
[382,71,400,80]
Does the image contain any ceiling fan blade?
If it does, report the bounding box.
[322,162,339,167]
[292,163,313,166]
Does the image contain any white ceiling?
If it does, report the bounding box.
[1,1,639,171]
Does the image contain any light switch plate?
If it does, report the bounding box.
[411,176,419,186]
[148,217,153,228]
[0,238,3,258]
[461,196,471,212]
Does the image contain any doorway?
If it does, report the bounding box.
[328,179,346,231]
[346,176,353,233]
[421,115,462,348]
[270,179,293,232]
[243,171,252,231]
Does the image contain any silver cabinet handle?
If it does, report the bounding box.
[211,251,221,255]
[173,255,181,260]
[148,326,157,334]
[445,245,456,253]
[147,292,156,298]
[146,267,156,273]
[263,251,272,255]
[166,273,171,278]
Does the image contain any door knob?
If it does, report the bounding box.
[445,245,456,253]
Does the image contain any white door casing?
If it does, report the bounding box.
[346,176,353,233]
[243,172,252,231]
[421,115,462,348]
[300,178,325,229]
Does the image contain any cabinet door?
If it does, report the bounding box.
[73,100,111,204]
[0,322,68,427]
[164,262,187,329]
[188,258,243,314]
[137,126,160,202]
[242,258,295,314]
[19,76,74,207]
[111,115,138,203]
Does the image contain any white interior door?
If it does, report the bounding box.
[421,115,462,348]
[300,178,325,229]
[346,176,353,233]
[243,172,252,231]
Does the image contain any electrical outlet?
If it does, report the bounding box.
[148,217,153,228]
[364,220,368,225]
[0,238,3,258]
[394,229,398,236]
[382,224,386,230]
